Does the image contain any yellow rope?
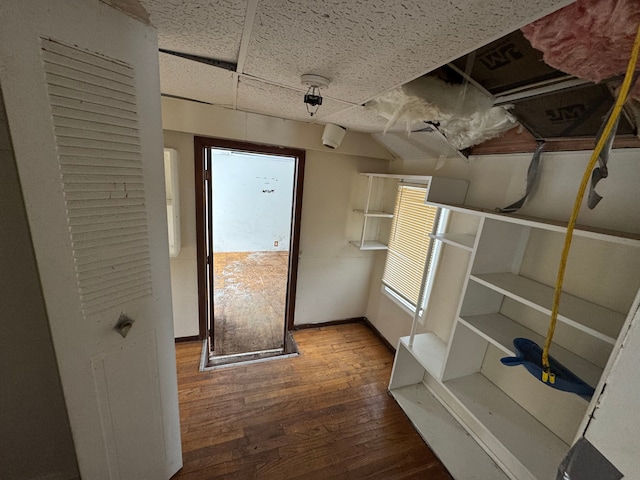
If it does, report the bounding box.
[542,24,640,380]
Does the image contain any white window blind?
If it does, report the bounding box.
[382,185,439,307]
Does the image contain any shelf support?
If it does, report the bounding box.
[360,175,373,248]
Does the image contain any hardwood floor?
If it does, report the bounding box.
[212,251,288,355]
[173,323,453,479]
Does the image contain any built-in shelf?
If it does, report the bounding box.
[399,333,446,378]
[358,172,432,183]
[389,198,640,480]
[426,201,640,247]
[349,240,388,250]
[352,174,469,251]
[430,232,475,251]
[354,209,394,218]
[460,313,602,389]
[390,383,510,480]
[470,273,625,344]
[444,373,569,480]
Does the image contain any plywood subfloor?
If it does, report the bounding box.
[213,251,288,355]
[173,323,453,479]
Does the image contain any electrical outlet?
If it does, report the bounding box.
[274,241,278,247]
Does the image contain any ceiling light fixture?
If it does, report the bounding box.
[301,74,330,117]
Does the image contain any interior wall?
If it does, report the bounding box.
[161,97,392,337]
[212,150,294,253]
[366,148,640,348]
[0,86,79,479]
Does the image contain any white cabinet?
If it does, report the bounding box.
[350,173,468,250]
[389,202,640,480]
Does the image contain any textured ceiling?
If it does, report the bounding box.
[142,0,246,62]
[159,53,235,106]
[243,0,570,104]
[236,76,347,122]
[136,0,574,154]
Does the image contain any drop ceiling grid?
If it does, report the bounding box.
[236,77,346,123]
[243,0,572,105]
[142,0,247,63]
[159,53,235,106]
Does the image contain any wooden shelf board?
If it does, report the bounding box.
[470,273,624,344]
[426,201,640,246]
[399,333,446,378]
[390,383,510,480]
[444,373,569,480]
[430,233,475,251]
[460,312,602,389]
[349,240,388,251]
[353,209,394,218]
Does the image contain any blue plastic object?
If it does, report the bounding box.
[500,338,595,398]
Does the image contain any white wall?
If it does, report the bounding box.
[162,97,392,337]
[0,83,79,480]
[366,148,640,348]
[212,150,294,252]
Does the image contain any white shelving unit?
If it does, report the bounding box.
[350,173,468,250]
[388,201,640,480]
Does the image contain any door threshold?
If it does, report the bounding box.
[200,332,299,371]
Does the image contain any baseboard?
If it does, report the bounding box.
[175,335,200,343]
[294,317,395,354]
[293,317,366,330]
[361,317,396,354]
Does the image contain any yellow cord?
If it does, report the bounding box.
[542,24,640,376]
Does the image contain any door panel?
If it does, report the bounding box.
[92,330,165,479]
[0,1,181,478]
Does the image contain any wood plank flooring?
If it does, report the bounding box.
[173,323,453,479]
[212,251,288,355]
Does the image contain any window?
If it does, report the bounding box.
[382,185,444,316]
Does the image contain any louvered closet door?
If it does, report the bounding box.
[0,1,182,479]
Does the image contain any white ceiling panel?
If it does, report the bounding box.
[159,53,235,107]
[319,105,406,133]
[142,0,247,62]
[243,0,571,104]
[236,77,346,123]
[372,131,461,161]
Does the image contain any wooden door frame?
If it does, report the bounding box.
[194,136,305,341]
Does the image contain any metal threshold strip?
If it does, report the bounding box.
[200,332,300,370]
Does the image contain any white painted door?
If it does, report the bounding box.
[0,1,182,479]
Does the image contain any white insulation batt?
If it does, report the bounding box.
[367,76,517,150]
[522,0,640,100]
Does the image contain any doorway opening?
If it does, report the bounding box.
[194,137,305,367]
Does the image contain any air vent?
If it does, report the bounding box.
[41,38,152,316]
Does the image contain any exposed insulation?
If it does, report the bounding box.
[367,76,517,150]
[522,0,640,100]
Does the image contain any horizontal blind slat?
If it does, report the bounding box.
[382,185,438,306]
